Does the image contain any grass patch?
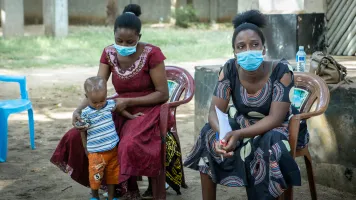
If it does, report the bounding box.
[0,26,233,68]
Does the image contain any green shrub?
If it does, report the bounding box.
[175,5,198,28]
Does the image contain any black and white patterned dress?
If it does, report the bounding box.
[184,59,306,199]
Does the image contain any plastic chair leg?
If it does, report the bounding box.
[284,187,293,200]
[0,114,9,162]
[278,191,285,200]
[304,150,317,200]
[151,170,166,200]
[28,108,35,149]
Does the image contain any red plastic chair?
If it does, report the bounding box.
[152,66,195,199]
[109,66,195,199]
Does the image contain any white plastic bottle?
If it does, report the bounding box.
[296,46,306,72]
[293,46,307,110]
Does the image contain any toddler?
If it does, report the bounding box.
[78,76,142,200]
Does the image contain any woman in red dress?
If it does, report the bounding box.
[50,4,169,199]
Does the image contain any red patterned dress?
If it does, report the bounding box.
[50,44,166,191]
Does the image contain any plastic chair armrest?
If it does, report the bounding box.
[166,96,192,108]
[298,109,325,120]
[289,106,327,158]
[288,115,301,159]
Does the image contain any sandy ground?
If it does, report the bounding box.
[1,59,356,200]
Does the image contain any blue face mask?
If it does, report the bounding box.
[113,43,137,56]
[236,50,264,71]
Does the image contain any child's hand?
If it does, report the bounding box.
[133,112,144,118]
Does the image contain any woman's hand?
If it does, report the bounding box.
[133,112,144,118]
[113,98,129,113]
[223,130,241,153]
[214,130,241,158]
[72,110,88,131]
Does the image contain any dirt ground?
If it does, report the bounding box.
[1,60,356,200]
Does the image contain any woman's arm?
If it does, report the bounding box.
[238,72,292,138]
[119,62,169,107]
[222,73,292,153]
[238,101,290,138]
[208,72,230,133]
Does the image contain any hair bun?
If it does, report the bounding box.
[123,4,142,17]
[232,10,266,29]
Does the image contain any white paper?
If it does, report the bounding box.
[215,106,232,140]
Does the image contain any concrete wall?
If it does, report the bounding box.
[263,13,325,59]
[217,0,238,22]
[118,0,171,23]
[238,0,326,14]
[24,0,42,24]
[0,0,171,25]
[194,65,221,136]
[299,82,356,194]
[238,0,259,13]
[304,0,326,13]
[194,66,356,194]
[181,0,238,23]
[68,0,107,24]
[1,0,327,25]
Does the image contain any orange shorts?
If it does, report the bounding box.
[88,147,119,190]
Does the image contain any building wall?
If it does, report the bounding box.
[217,0,237,22]
[1,0,327,25]
[0,0,171,25]
[238,0,326,14]
[178,0,238,23]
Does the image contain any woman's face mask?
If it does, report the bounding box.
[114,43,137,57]
[236,50,264,71]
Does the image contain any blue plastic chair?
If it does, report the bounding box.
[0,75,35,162]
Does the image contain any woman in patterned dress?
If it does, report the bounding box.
[184,10,302,200]
[50,4,179,199]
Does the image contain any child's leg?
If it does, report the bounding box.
[105,147,120,199]
[91,189,100,199]
[88,153,106,199]
[107,184,115,200]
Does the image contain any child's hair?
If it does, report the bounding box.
[84,76,106,93]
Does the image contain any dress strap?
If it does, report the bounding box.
[268,60,275,77]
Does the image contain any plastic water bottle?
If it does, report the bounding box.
[293,46,307,110]
[296,46,306,72]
